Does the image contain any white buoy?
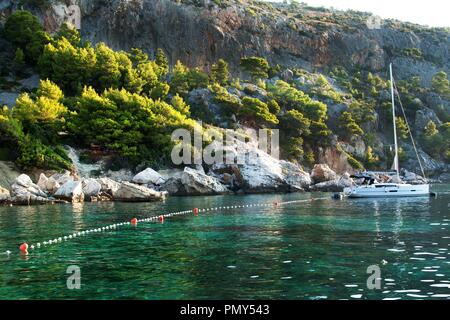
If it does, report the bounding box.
[6,250,11,255]
[30,245,35,250]
[36,243,41,248]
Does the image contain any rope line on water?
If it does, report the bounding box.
[10,196,330,255]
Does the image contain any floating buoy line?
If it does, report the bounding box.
[8,196,330,255]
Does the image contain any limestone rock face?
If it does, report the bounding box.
[97,177,121,196]
[37,173,60,194]
[113,182,166,202]
[207,132,313,193]
[311,164,337,184]
[280,161,312,191]
[180,167,230,196]
[132,168,165,185]
[415,107,442,131]
[401,169,427,184]
[82,178,102,198]
[10,174,50,204]
[11,174,47,198]
[54,181,84,203]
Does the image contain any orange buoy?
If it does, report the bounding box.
[193,208,199,215]
[131,218,138,225]
[159,215,164,223]
[19,243,28,253]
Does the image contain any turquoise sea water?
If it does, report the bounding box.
[0,185,449,300]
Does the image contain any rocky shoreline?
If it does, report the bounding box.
[0,161,432,206]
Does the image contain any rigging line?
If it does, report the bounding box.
[392,78,427,180]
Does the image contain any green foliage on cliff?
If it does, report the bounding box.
[211,59,230,85]
[420,120,450,162]
[4,10,51,64]
[239,97,279,126]
[339,111,363,138]
[240,56,270,80]
[67,87,196,165]
[432,71,450,97]
[0,80,72,170]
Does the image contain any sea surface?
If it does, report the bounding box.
[0,185,449,300]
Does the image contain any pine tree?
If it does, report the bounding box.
[240,56,269,80]
[211,59,229,85]
[155,48,169,77]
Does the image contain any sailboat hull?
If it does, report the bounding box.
[344,184,430,198]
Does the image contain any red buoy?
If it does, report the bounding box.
[131,218,138,225]
[193,208,199,215]
[19,243,28,253]
[159,215,164,223]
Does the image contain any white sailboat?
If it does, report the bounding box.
[343,63,430,198]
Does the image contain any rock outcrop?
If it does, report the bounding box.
[161,167,229,196]
[401,169,428,185]
[311,164,337,184]
[37,173,60,194]
[280,161,312,191]
[310,175,353,192]
[180,167,230,195]
[54,181,84,203]
[132,168,165,185]
[113,182,166,202]
[82,178,102,198]
[10,174,49,204]
[97,177,121,196]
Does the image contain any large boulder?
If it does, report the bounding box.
[208,131,312,193]
[113,182,166,202]
[401,169,427,184]
[280,161,312,191]
[11,174,47,198]
[132,168,165,185]
[160,171,185,195]
[97,177,121,196]
[37,173,60,194]
[180,167,230,195]
[0,186,11,203]
[54,181,84,203]
[311,164,337,184]
[82,178,102,198]
[10,174,50,204]
[310,176,353,192]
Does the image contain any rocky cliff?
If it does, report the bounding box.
[1,0,449,83]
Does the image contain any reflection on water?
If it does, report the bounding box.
[0,186,449,300]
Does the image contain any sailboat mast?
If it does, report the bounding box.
[390,63,400,178]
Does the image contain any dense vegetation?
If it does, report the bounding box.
[0,9,449,174]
